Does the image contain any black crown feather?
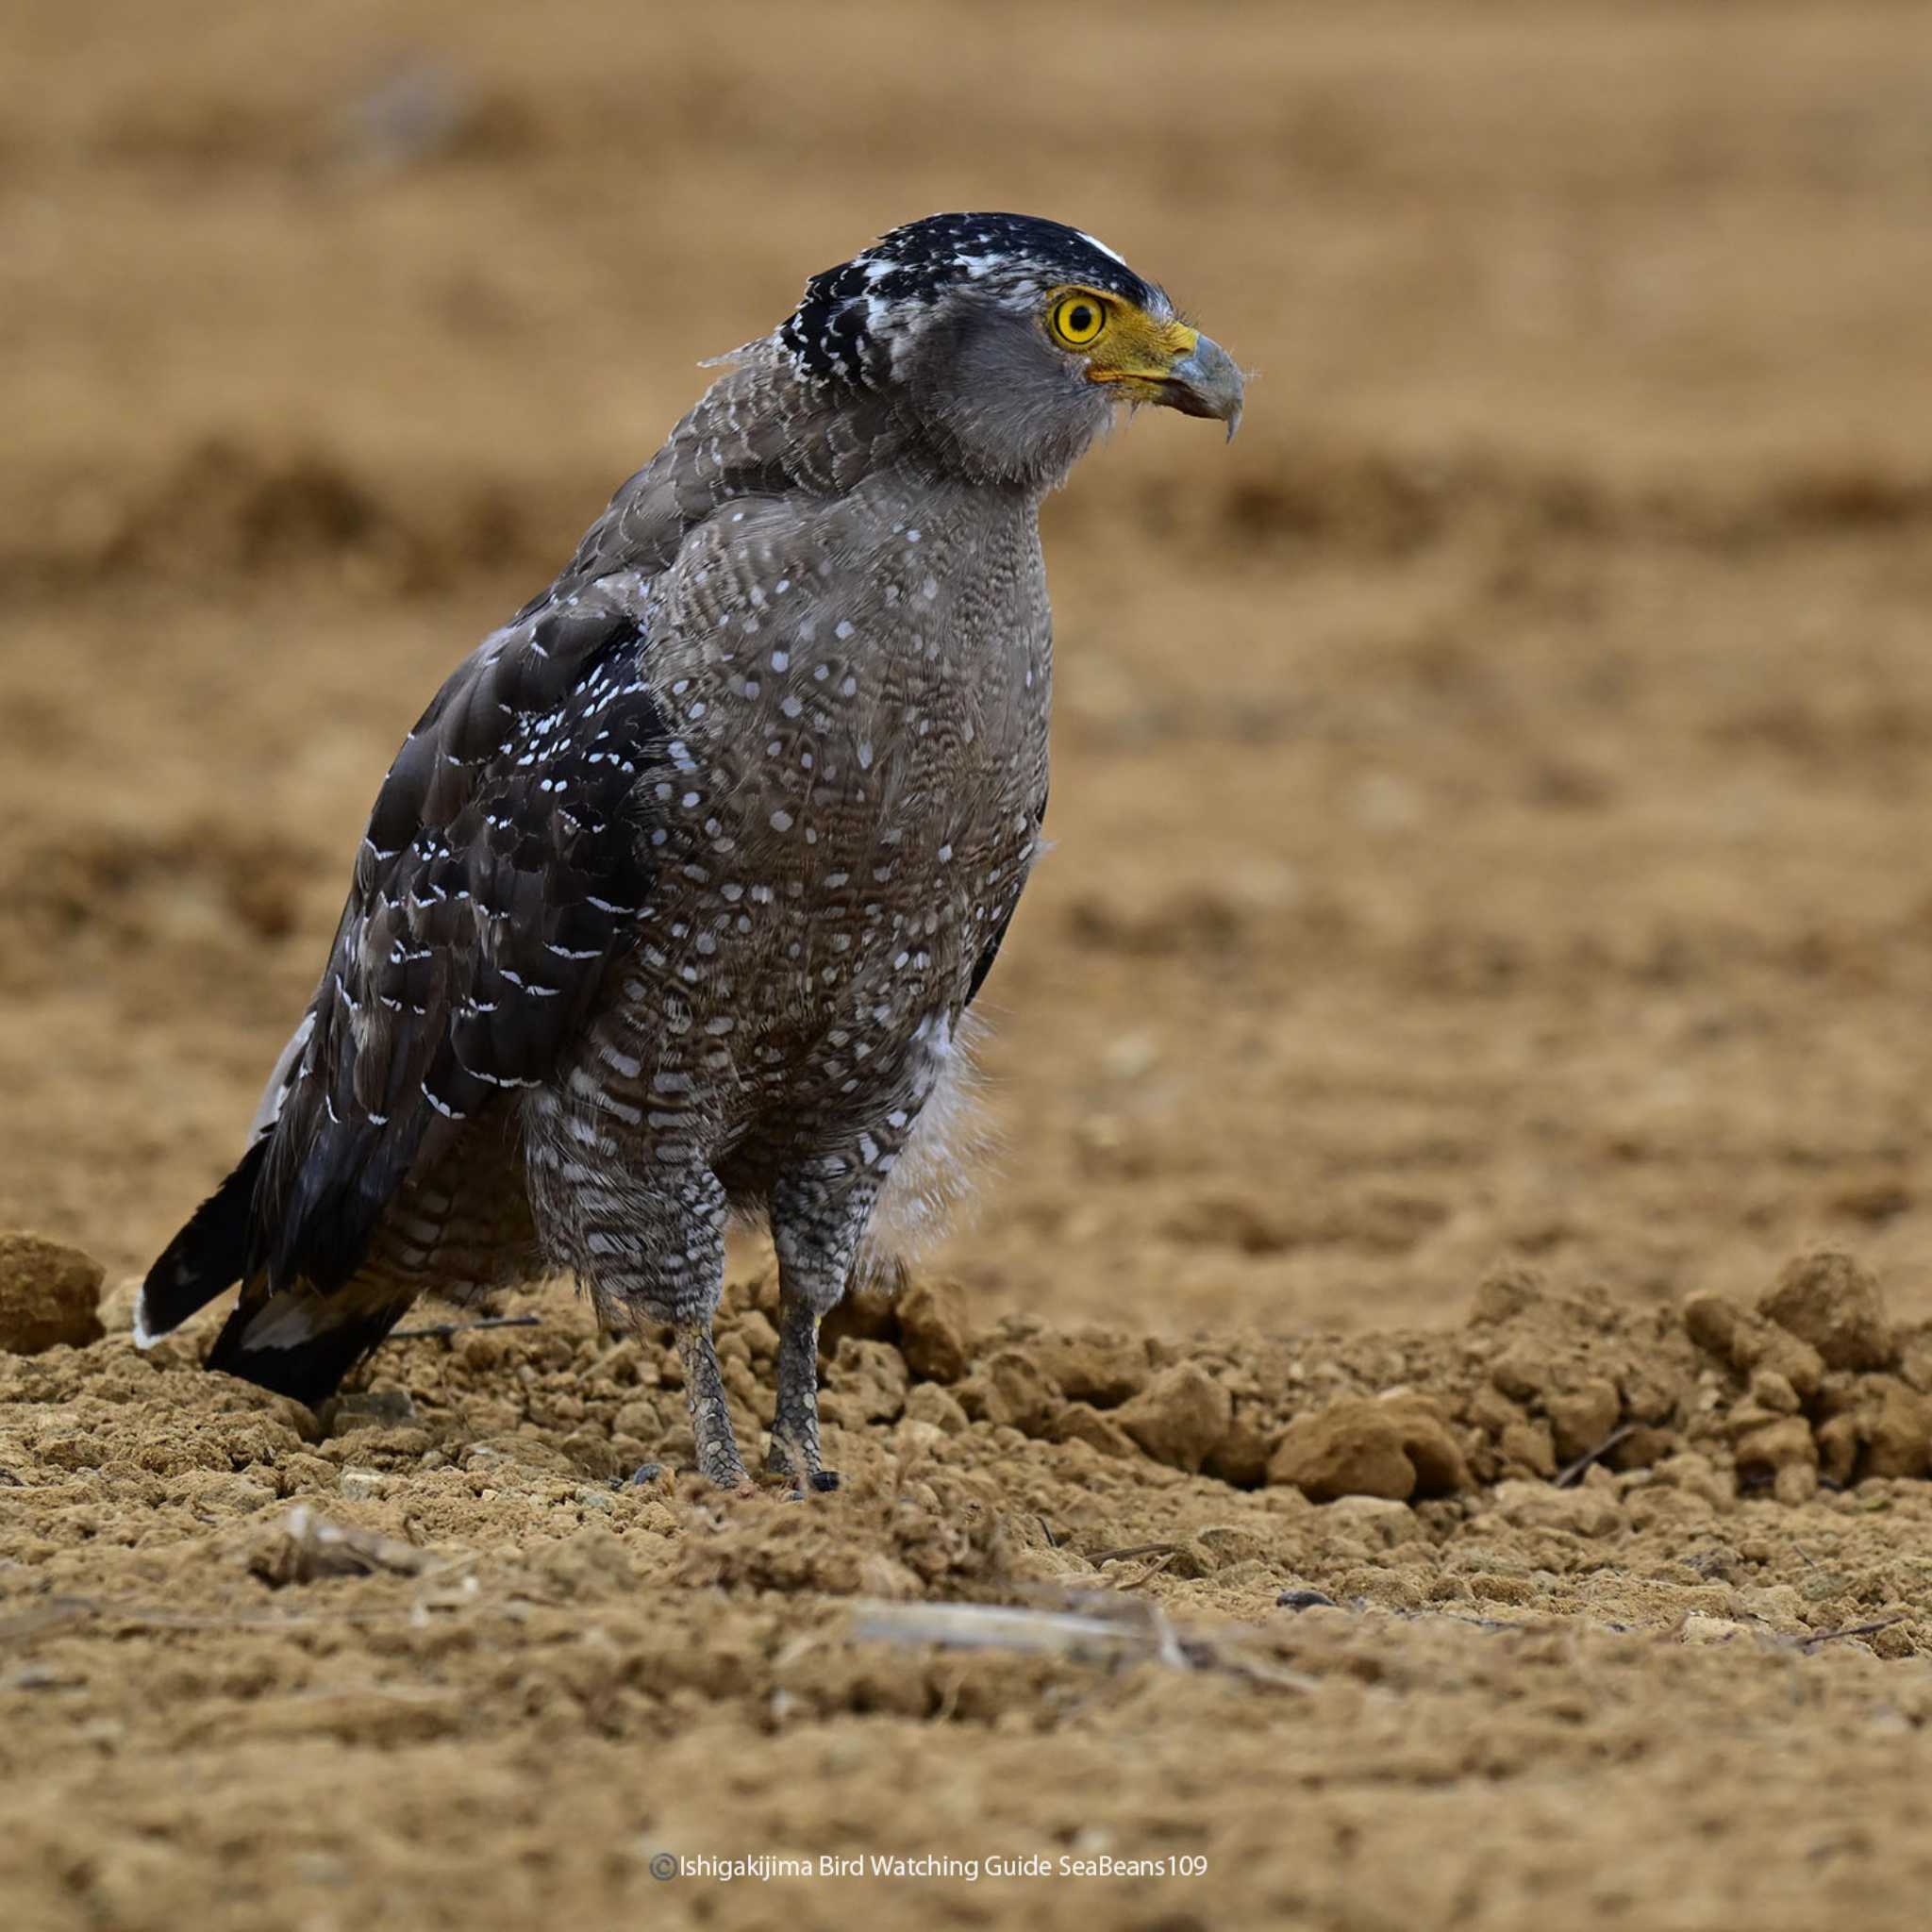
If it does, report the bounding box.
[781,212,1161,385]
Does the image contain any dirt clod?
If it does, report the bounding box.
[1759,1251,1894,1373]
[891,1276,972,1383]
[1115,1361,1233,1473]
[1268,1392,1471,1502]
[955,1346,1061,1435]
[0,1231,106,1355]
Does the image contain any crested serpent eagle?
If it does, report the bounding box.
[140,212,1245,1489]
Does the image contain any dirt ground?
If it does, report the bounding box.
[8,2,1932,1926]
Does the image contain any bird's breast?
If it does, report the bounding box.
[647,485,1049,900]
[612,489,1051,1105]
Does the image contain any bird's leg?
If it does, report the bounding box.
[546,1152,748,1491]
[768,1287,834,1491]
[675,1317,750,1490]
[767,1168,874,1492]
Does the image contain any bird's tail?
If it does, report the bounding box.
[136,1137,270,1346]
[200,1287,409,1407]
[137,1136,407,1407]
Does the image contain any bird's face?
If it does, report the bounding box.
[1035,280,1244,430]
[780,213,1244,486]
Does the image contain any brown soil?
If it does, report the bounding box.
[9,4,1932,1927]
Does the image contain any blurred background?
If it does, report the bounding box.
[7,0,1932,1336]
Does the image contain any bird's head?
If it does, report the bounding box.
[779,212,1245,487]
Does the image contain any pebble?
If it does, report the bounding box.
[1275,1588,1339,1612]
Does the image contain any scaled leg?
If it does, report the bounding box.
[766,1168,875,1491]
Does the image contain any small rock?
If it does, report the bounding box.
[1818,1375,1932,1484]
[1608,1424,1676,1472]
[826,1338,908,1423]
[1205,1414,1273,1488]
[1735,1583,1805,1627]
[1490,1478,1624,1539]
[956,1348,1060,1436]
[1759,1251,1893,1373]
[1647,1452,1735,1509]
[894,1278,971,1383]
[1194,1523,1274,1567]
[1497,1417,1557,1479]
[329,1386,420,1433]
[1686,1292,1827,1399]
[818,1281,896,1355]
[1471,1267,1545,1324]
[855,1552,923,1600]
[1051,1402,1138,1459]
[1114,1362,1233,1474]
[96,1275,143,1334]
[1774,1462,1820,1506]
[891,1417,947,1458]
[1275,1589,1339,1612]
[1815,1412,1861,1487]
[1274,1415,1413,1501]
[190,1473,277,1514]
[1268,1393,1471,1503]
[1736,1321,1825,1402]
[1679,1613,1750,1646]
[1747,1369,1800,1416]
[1731,1414,1816,1499]
[0,1233,106,1356]
[1865,1378,1932,1479]
[537,1522,634,1598]
[902,1381,968,1435]
[1683,1291,1740,1359]
[338,1469,387,1501]
[733,1310,780,1361]
[1324,1494,1427,1547]
[1545,1378,1621,1463]
[1489,1339,1549,1404]
[1034,1328,1150,1407]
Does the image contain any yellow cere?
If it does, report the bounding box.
[1043,286,1201,400]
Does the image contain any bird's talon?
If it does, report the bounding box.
[809,1469,841,1492]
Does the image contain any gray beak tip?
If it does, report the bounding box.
[1162,331,1246,437]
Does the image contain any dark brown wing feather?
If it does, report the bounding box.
[258,587,667,1298]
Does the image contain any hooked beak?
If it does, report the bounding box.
[1156,332,1245,441]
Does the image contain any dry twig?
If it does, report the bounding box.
[386,1313,542,1342]
[847,1591,1313,1690]
[1555,1421,1644,1489]
[1798,1617,1905,1652]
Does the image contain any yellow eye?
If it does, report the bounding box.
[1048,292,1108,348]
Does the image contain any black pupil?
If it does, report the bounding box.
[1069,305,1093,334]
